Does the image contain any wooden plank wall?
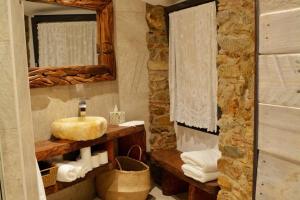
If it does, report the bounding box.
[256,1,300,199]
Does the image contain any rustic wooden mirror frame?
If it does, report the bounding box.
[27,0,116,88]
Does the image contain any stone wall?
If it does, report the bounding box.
[146,5,176,151]
[145,1,255,199]
[217,0,255,200]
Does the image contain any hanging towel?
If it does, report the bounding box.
[35,160,46,200]
[180,148,221,172]
[182,164,219,183]
[169,2,218,132]
[56,163,78,182]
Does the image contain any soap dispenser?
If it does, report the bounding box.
[109,105,125,125]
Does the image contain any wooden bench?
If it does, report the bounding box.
[151,150,219,200]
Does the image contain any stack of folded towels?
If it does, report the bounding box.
[180,148,221,183]
[55,147,108,182]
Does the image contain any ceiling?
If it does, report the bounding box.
[24,1,95,16]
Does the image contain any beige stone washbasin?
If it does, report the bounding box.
[51,117,108,141]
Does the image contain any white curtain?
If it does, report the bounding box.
[38,21,97,67]
[169,2,218,132]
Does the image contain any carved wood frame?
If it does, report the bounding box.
[27,0,116,88]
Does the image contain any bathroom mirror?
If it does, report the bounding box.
[24,0,115,88]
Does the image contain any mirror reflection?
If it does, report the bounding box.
[24,1,97,68]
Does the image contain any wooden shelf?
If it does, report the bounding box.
[45,162,113,195]
[36,124,146,196]
[151,150,219,195]
[35,125,145,161]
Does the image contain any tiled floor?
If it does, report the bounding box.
[94,186,188,200]
[150,186,188,200]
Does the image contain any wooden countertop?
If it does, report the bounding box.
[35,125,145,161]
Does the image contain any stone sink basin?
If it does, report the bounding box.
[51,117,108,141]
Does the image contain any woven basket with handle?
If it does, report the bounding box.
[96,145,151,200]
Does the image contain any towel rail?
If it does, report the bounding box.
[177,122,219,136]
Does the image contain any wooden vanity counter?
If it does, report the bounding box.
[35,124,146,195]
[35,124,146,161]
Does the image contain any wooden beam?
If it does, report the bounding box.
[98,1,116,76]
[29,65,113,88]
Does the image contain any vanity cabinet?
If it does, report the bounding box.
[35,125,146,195]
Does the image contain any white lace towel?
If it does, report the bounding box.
[182,164,219,183]
[180,148,221,172]
[169,2,218,132]
[119,121,145,127]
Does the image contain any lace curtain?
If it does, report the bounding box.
[169,2,218,132]
[38,21,97,67]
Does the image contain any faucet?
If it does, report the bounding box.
[79,99,87,117]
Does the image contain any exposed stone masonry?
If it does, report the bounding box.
[146,1,255,199]
[146,5,176,151]
[217,0,255,200]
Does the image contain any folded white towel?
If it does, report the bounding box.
[182,164,219,183]
[73,159,91,178]
[180,148,221,172]
[119,121,144,127]
[56,163,78,182]
[98,151,108,165]
[91,151,108,168]
[91,153,101,168]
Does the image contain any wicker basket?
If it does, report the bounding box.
[39,161,58,188]
[96,145,151,200]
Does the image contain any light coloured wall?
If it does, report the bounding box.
[30,0,149,199]
[0,0,39,199]
[31,0,150,147]
[256,1,300,199]
[31,82,119,141]
[114,0,150,150]
[29,4,119,143]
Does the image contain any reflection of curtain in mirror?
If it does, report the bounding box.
[38,21,97,67]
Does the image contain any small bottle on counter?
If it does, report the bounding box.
[109,105,125,125]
